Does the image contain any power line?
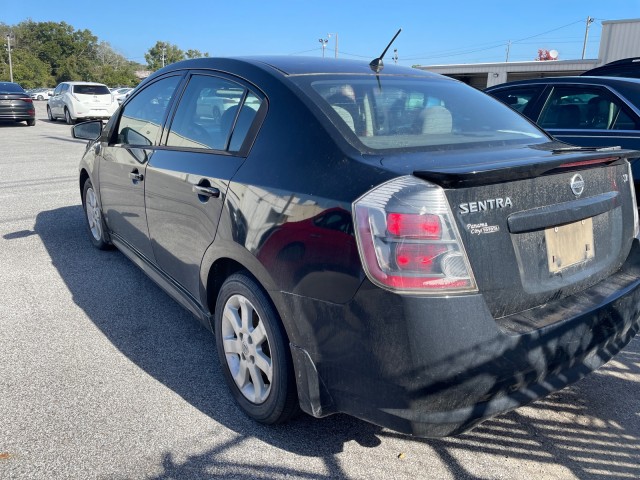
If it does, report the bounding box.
[288,47,323,55]
[403,18,587,61]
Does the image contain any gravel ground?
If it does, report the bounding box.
[0,102,638,480]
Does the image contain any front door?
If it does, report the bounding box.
[98,75,183,260]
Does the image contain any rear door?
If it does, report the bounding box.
[144,72,265,299]
[98,74,183,260]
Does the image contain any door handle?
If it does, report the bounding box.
[192,185,220,198]
[129,172,144,182]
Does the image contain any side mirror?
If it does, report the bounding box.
[72,120,103,141]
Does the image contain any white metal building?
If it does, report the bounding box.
[417,18,640,88]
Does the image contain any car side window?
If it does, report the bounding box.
[116,75,181,146]
[490,87,541,114]
[167,74,261,152]
[611,108,639,130]
[538,86,626,130]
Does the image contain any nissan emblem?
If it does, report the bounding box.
[570,174,585,197]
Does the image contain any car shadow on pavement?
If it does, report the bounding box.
[29,205,640,479]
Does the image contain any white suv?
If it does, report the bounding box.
[47,81,118,124]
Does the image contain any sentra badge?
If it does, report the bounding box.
[459,197,512,214]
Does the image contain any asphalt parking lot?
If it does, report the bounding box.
[1,102,639,480]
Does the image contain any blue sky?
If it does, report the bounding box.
[4,1,640,66]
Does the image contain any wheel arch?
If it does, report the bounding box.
[79,168,90,198]
[202,248,301,346]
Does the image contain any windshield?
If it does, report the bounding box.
[73,84,111,95]
[296,75,546,152]
[0,82,26,94]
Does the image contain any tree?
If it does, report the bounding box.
[0,20,143,86]
[185,49,209,59]
[7,50,53,88]
[145,41,184,70]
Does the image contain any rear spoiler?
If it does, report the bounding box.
[414,147,639,189]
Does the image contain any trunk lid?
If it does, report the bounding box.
[383,143,639,318]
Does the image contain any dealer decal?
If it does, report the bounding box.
[467,223,500,235]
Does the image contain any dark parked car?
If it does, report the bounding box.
[485,76,640,190]
[581,57,640,79]
[0,82,36,126]
[73,57,640,438]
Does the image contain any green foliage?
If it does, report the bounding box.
[145,41,185,70]
[1,20,143,86]
[8,50,54,89]
[1,20,211,86]
[185,49,210,59]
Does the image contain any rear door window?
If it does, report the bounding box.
[538,86,629,130]
[166,74,262,152]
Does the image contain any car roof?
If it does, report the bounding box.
[486,76,640,91]
[152,56,441,79]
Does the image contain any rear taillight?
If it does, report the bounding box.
[353,176,477,294]
[20,98,33,104]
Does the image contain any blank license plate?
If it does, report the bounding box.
[545,218,594,273]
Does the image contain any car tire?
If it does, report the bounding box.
[82,179,111,250]
[47,106,56,122]
[214,272,299,424]
[64,108,74,125]
[37,95,44,101]
[26,119,36,126]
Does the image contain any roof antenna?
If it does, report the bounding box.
[370,28,402,73]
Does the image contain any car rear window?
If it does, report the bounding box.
[73,85,111,95]
[0,82,26,94]
[295,75,545,152]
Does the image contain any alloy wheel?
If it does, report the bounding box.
[220,293,273,404]
[84,185,103,242]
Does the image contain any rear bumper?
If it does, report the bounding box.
[285,240,640,437]
[68,103,116,121]
[0,111,35,121]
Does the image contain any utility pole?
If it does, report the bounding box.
[505,40,511,62]
[582,16,594,60]
[161,46,166,68]
[327,33,338,58]
[6,33,13,83]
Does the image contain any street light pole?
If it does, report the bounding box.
[582,16,594,60]
[6,34,14,83]
[318,38,328,58]
[327,33,338,58]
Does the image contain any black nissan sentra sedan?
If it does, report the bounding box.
[0,81,36,126]
[72,56,640,437]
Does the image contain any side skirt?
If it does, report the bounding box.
[110,234,214,333]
